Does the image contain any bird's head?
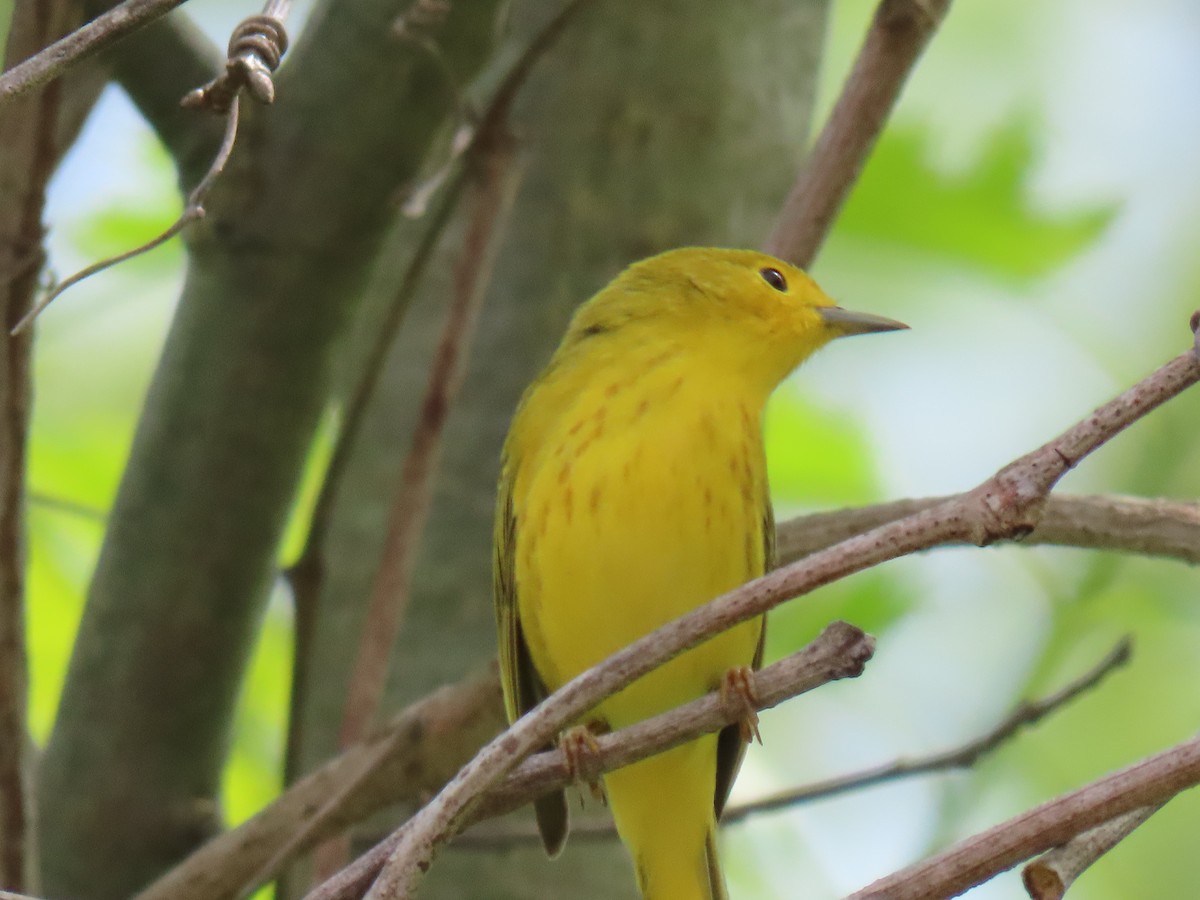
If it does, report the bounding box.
[564,247,907,395]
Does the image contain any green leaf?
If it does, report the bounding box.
[835,119,1114,281]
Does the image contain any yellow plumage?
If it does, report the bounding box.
[494,247,905,898]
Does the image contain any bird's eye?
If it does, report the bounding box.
[760,267,787,292]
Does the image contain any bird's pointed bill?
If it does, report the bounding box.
[819,306,909,337]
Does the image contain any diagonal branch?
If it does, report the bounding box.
[334,99,522,755]
[849,735,1200,899]
[0,0,194,105]
[765,0,952,266]
[346,334,1200,896]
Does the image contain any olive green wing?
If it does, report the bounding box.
[494,455,569,857]
[713,497,774,819]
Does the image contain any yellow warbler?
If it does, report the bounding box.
[494,247,905,898]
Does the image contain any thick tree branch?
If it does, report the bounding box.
[0,0,192,104]
[353,340,1200,897]
[777,494,1200,567]
[765,0,952,266]
[1021,803,1165,900]
[849,736,1200,899]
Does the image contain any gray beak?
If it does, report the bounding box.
[818,306,909,337]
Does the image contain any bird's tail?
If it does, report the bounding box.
[605,737,729,900]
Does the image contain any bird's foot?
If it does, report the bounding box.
[720,666,762,744]
[560,721,607,801]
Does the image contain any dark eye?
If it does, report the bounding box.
[760,267,787,292]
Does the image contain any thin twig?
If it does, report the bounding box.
[848,736,1200,899]
[335,131,520,750]
[26,490,106,522]
[451,635,1132,849]
[318,120,523,884]
[355,337,1200,898]
[1021,803,1165,900]
[0,0,192,106]
[11,1,292,333]
[10,92,241,334]
[764,0,952,266]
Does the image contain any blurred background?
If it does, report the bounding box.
[21,0,1200,896]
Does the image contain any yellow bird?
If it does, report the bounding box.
[494,247,905,899]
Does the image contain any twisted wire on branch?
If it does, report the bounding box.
[10,3,291,335]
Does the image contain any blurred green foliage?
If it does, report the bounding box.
[835,121,1114,282]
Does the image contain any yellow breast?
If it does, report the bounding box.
[510,346,766,729]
